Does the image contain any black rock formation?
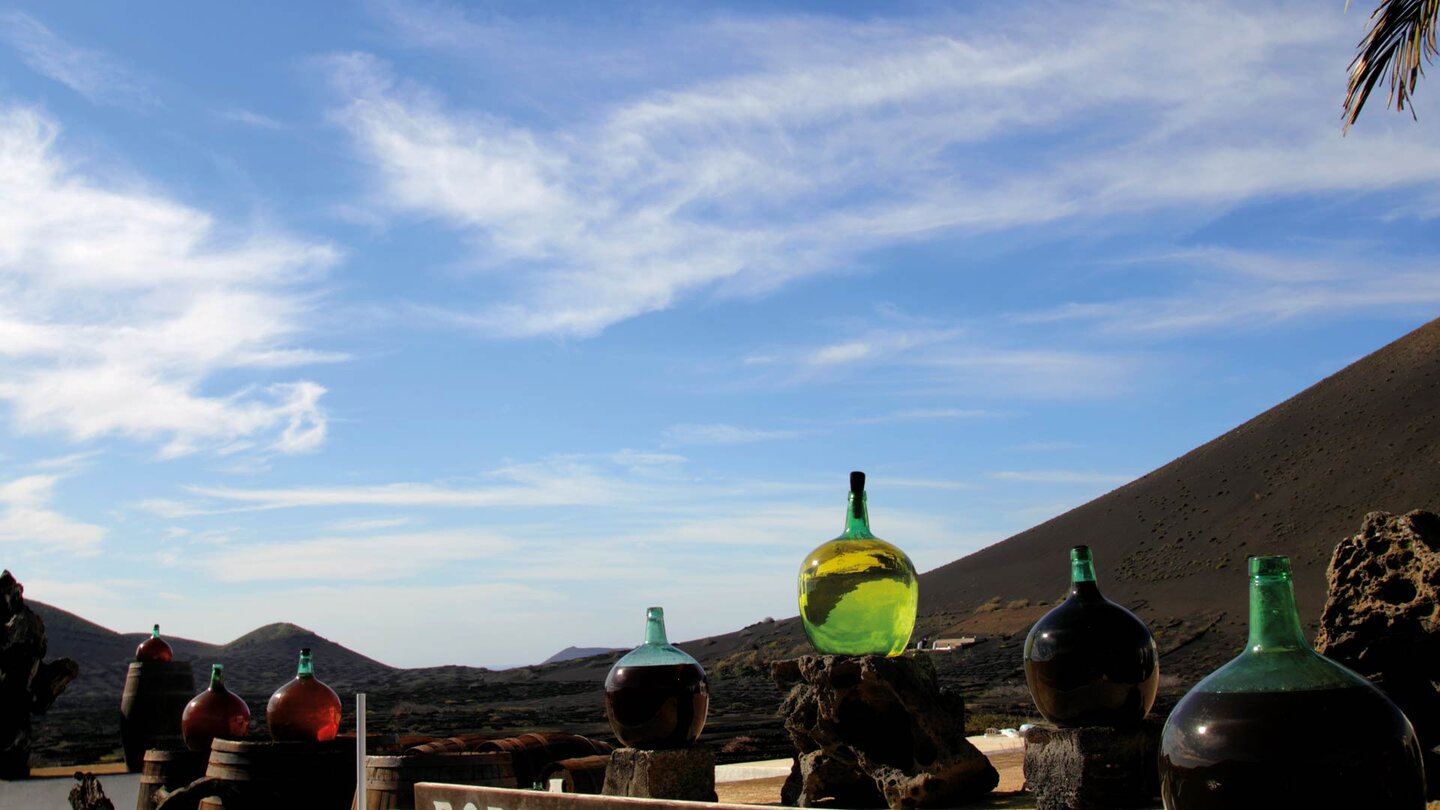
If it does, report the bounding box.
[1,570,79,779]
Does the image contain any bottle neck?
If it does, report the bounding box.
[643,607,669,646]
[152,624,161,639]
[209,664,226,690]
[1246,557,1309,652]
[1068,547,1101,598]
[843,491,873,538]
[297,652,315,678]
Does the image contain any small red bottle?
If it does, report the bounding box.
[266,647,341,742]
[182,664,251,751]
[135,624,173,662]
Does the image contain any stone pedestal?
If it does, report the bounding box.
[773,654,998,809]
[601,747,717,803]
[1021,721,1162,810]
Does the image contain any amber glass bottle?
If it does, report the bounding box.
[135,624,174,662]
[266,648,342,742]
[604,607,709,749]
[798,471,918,656]
[1023,545,1158,727]
[1159,556,1425,809]
[182,664,251,751]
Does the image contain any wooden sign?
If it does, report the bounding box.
[414,783,756,810]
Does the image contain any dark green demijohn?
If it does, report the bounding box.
[1159,555,1427,809]
[1023,545,1158,726]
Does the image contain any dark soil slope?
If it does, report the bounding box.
[913,315,1440,680]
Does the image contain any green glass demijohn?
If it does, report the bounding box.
[798,471,918,657]
[1159,555,1427,809]
[604,607,709,749]
[1023,545,1158,727]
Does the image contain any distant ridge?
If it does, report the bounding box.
[32,606,396,703]
[543,646,620,665]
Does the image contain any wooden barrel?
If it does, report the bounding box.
[120,661,196,772]
[137,748,208,810]
[402,734,491,755]
[540,754,609,795]
[198,797,224,809]
[473,733,613,789]
[360,752,513,810]
[205,738,354,810]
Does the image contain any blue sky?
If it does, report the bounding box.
[1,1,1438,668]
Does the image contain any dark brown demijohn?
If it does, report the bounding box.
[266,647,341,742]
[181,664,251,752]
[604,607,709,749]
[1023,545,1158,727]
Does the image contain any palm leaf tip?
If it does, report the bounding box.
[1343,0,1440,131]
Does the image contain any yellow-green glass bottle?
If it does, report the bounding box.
[798,471,918,656]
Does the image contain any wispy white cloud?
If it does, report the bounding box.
[327,2,1440,340]
[1016,248,1440,337]
[0,474,105,555]
[216,107,287,130]
[661,422,801,446]
[988,470,1135,485]
[0,106,340,458]
[0,11,156,108]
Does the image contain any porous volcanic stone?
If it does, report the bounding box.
[772,654,998,809]
[1021,721,1162,810]
[67,772,115,810]
[602,747,717,802]
[1,570,79,779]
[1315,510,1440,800]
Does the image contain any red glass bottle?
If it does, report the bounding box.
[266,648,341,742]
[135,624,173,662]
[182,664,251,751]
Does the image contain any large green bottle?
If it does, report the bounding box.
[798,471,918,656]
[1159,556,1426,809]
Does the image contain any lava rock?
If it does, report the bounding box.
[1315,510,1440,800]
[67,772,115,810]
[1,570,79,779]
[772,654,998,809]
[602,747,717,802]
[1021,721,1162,809]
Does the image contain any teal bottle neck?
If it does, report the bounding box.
[1193,556,1365,694]
[613,606,701,668]
[209,663,227,691]
[152,624,161,639]
[297,648,315,679]
[1069,545,1101,599]
[1246,556,1309,653]
[643,607,669,646]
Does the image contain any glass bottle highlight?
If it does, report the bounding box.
[1159,555,1426,809]
[1023,545,1158,727]
[182,664,251,751]
[266,647,342,743]
[604,607,709,749]
[798,471,918,656]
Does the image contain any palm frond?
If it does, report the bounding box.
[1344,0,1440,131]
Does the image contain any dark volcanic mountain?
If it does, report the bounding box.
[25,316,1440,766]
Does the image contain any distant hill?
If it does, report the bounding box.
[543,646,620,665]
[32,604,396,704]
